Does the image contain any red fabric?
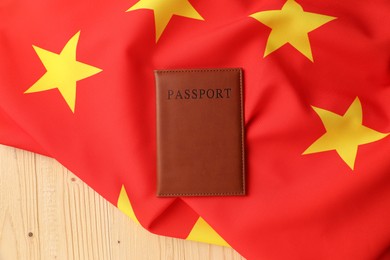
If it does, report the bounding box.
[0,108,48,155]
[1,0,390,259]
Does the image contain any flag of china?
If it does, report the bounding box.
[1,0,390,259]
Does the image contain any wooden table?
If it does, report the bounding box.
[0,145,245,260]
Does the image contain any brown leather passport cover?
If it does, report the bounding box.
[155,68,245,197]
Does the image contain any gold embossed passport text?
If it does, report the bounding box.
[155,68,245,197]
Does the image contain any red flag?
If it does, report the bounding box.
[1,0,390,259]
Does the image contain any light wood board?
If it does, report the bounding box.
[0,145,245,260]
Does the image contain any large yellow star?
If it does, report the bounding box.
[24,31,102,113]
[127,0,204,42]
[303,98,388,170]
[250,0,336,61]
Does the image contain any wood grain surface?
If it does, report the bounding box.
[0,145,245,260]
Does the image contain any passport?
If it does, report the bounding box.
[155,68,246,196]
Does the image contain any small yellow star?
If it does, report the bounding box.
[127,0,204,42]
[250,0,336,61]
[25,31,102,113]
[303,98,389,170]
